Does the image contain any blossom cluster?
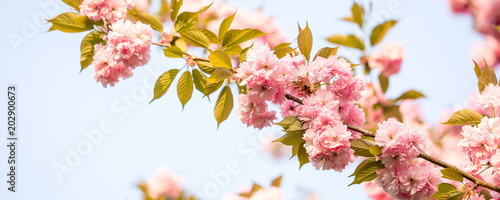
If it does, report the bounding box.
[374,118,441,200]
[448,0,500,68]
[368,42,405,77]
[80,0,134,23]
[145,167,183,199]
[93,20,153,87]
[235,43,367,171]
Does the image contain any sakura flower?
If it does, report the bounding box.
[368,42,404,77]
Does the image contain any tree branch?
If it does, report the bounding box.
[284,93,500,193]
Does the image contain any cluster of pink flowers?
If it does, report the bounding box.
[80,0,134,23]
[364,181,392,200]
[477,83,500,114]
[236,43,367,171]
[448,0,500,68]
[374,118,441,199]
[180,0,286,48]
[92,20,153,87]
[146,167,183,199]
[368,42,405,77]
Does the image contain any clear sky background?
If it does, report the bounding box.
[0,0,485,199]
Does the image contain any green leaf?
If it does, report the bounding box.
[62,0,83,11]
[272,42,291,50]
[172,37,188,52]
[271,176,282,187]
[350,139,375,157]
[130,11,164,32]
[196,60,215,74]
[368,145,382,156]
[395,90,425,101]
[297,23,313,61]
[174,11,199,32]
[219,11,236,40]
[440,168,463,183]
[179,29,211,48]
[224,45,242,55]
[237,84,247,95]
[473,59,482,79]
[479,189,493,200]
[327,34,364,50]
[383,105,403,122]
[342,16,356,23]
[204,81,223,99]
[214,86,234,127]
[442,109,484,126]
[157,0,170,21]
[207,67,233,83]
[284,120,305,135]
[47,12,93,33]
[352,3,363,28]
[273,47,296,59]
[431,183,459,200]
[198,28,220,45]
[349,160,384,186]
[291,143,300,158]
[177,71,193,109]
[379,74,389,93]
[370,20,397,46]
[274,116,298,129]
[163,46,184,58]
[274,132,304,146]
[349,158,376,177]
[209,50,233,69]
[314,46,339,60]
[192,69,207,94]
[170,0,183,22]
[239,44,253,63]
[80,30,104,71]
[151,69,180,103]
[222,29,266,47]
[478,62,497,92]
[297,142,309,169]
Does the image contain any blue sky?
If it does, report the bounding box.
[0,0,485,199]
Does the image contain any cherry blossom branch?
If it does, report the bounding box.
[151,42,210,62]
[284,93,500,193]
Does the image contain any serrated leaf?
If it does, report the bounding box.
[298,142,309,169]
[198,28,220,45]
[431,183,459,200]
[192,69,207,94]
[297,23,313,61]
[274,47,296,59]
[440,168,463,183]
[271,176,282,187]
[478,62,497,92]
[395,90,425,101]
[196,60,215,74]
[47,12,94,33]
[274,116,298,129]
[130,11,163,32]
[62,0,83,11]
[272,42,291,51]
[284,120,305,135]
[174,38,188,52]
[207,67,233,83]
[291,143,300,159]
[204,81,223,99]
[219,11,236,40]
[170,0,183,22]
[352,3,363,27]
[473,59,482,79]
[379,73,389,93]
[179,29,211,48]
[224,45,242,55]
[174,11,199,32]
[368,145,382,156]
[274,132,304,146]
[314,46,339,60]
[80,30,104,71]
[350,139,375,157]
[239,44,253,63]
[442,109,483,126]
[349,158,376,177]
[222,29,266,47]
[209,50,233,69]
[151,69,180,103]
[446,192,464,200]
[214,86,233,127]
[349,160,384,186]
[327,34,364,50]
[177,71,193,109]
[370,20,397,46]
[163,46,184,58]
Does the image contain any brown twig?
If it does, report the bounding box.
[284,93,500,193]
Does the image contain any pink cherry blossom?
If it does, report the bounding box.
[108,20,153,69]
[80,0,129,23]
[368,42,404,77]
[92,44,132,87]
[477,83,500,114]
[364,181,393,200]
[249,187,284,200]
[459,122,497,162]
[147,168,183,199]
[471,36,500,69]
